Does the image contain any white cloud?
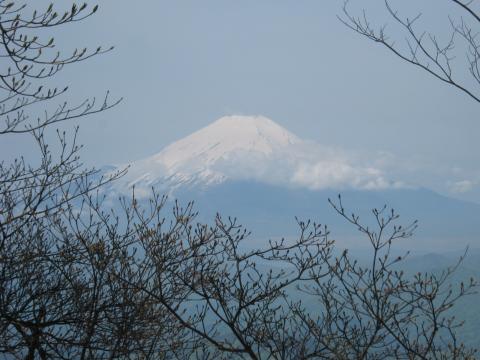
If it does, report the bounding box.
[290,161,392,190]
[449,180,478,194]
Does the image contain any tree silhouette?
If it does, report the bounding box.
[340,0,480,104]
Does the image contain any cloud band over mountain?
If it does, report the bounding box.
[111,115,402,196]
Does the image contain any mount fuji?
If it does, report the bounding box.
[112,115,397,196]
[106,115,480,251]
[102,115,480,345]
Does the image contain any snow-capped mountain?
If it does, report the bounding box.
[112,115,396,196]
[103,115,480,251]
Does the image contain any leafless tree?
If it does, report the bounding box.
[127,202,333,359]
[340,0,480,103]
[0,1,121,135]
[285,196,477,359]
[124,195,477,359]
[1,188,208,358]
[0,0,123,236]
[0,1,138,358]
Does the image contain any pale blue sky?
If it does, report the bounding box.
[2,0,479,202]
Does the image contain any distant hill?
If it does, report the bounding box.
[174,181,480,252]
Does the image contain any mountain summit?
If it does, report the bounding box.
[152,115,300,169]
[112,115,394,196]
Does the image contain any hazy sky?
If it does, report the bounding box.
[2,0,479,202]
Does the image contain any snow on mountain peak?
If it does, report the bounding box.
[153,115,300,169]
[112,115,400,196]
